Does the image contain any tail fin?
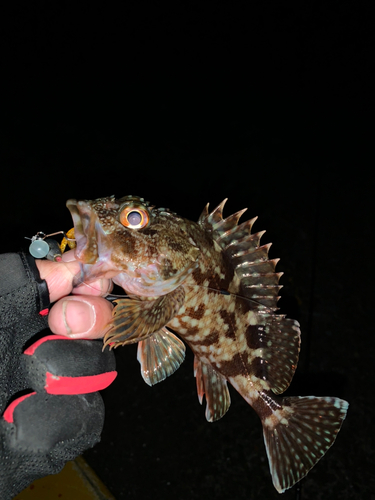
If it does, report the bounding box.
[262,396,348,493]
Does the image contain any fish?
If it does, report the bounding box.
[66,194,348,493]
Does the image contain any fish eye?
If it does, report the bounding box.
[127,211,142,226]
[119,207,149,229]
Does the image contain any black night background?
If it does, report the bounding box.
[1,2,373,499]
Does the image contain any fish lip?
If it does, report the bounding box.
[66,199,99,264]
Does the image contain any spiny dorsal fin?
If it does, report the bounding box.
[206,198,228,226]
[199,200,282,311]
[198,202,210,225]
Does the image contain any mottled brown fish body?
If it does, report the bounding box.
[66,195,348,494]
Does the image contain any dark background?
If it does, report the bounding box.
[1,2,373,499]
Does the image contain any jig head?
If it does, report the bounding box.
[25,230,76,261]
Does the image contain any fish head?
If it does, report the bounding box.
[66,195,200,295]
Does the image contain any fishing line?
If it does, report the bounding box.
[26,230,284,316]
[74,280,279,315]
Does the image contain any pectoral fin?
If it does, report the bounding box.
[194,356,231,422]
[103,286,185,349]
[137,328,186,386]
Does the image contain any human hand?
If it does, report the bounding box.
[0,252,117,500]
[36,250,114,339]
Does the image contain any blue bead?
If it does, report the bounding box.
[29,239,49,258]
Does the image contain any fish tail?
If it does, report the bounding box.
[262,395,348,493]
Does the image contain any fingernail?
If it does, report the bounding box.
[62,299,96,336]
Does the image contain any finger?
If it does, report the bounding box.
[72,279,113,297]
[36,259,81,303]
[59,250,114,297]
[48,295,113,339]
[60,249,79,263]
[36,253,113,303]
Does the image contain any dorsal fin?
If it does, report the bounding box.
[198,202,210,225]
[198,200,282,311]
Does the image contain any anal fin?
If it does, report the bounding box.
[194,356,231,422]
[137,327,186,386]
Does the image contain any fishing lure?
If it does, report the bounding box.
[26,229,76,261]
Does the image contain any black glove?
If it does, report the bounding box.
[0,253,117,499]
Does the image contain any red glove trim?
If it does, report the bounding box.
[44,371,117,395]
[3,392,37,423]
[24,335,72,355]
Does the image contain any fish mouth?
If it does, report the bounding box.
[66,199,99,264]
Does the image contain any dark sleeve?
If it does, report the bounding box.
[0,253,50,413]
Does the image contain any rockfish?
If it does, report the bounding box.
[67,195,348,493]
